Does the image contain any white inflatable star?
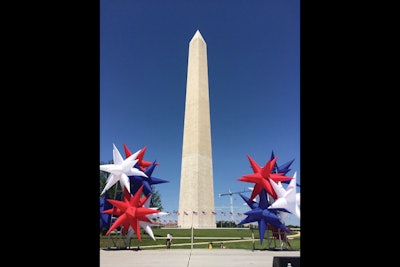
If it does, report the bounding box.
[100,144,148,195]
[268,171,300,219]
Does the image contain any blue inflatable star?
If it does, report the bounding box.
[238,189,291,245]
[239,193,258,209]
[100,191,113,232]
[270,150,300,187]
[129,161,169,196]
[240,190,289,218]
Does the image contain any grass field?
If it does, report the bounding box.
[100,227,300,251]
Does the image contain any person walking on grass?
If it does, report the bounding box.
[166,233,172,249]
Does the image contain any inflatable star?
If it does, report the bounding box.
[239,193,258,209]
[100,144,147,195]
[100,191,113,232]
[125,195,169,242]
[238,189,290,245]
[268,172,300,219]
[130,160,169,196]
[238,155,292,201]
[103,185,159,241]
[103,187,152,224]
[239,191,288,224]
[124,144,158,171]
[270,151,300,187]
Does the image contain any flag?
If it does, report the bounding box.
[202,211,207,215]
[193,211,198,215]
[211,211,217,215]
[184,211,188,215]
[221,212,226,216]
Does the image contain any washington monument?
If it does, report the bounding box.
[178,30,216,228]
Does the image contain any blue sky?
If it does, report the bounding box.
[100,0,300,226]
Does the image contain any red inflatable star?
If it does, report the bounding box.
[238,155,292,200]
[124,144,158,171]
[103,185,159,241]
[102,187,149,217]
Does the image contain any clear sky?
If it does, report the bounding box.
[100,0,300,226]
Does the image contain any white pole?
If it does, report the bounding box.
[191,226,194,250]
[229,193,234,222]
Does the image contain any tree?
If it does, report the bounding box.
[149,185,163,211]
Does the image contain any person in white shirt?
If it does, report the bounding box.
[166,233,172,248]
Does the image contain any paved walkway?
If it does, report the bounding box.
[100,248,300,267]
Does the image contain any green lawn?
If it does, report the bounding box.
[100,228,300,251]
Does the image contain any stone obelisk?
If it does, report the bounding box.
[178,30,216,228]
